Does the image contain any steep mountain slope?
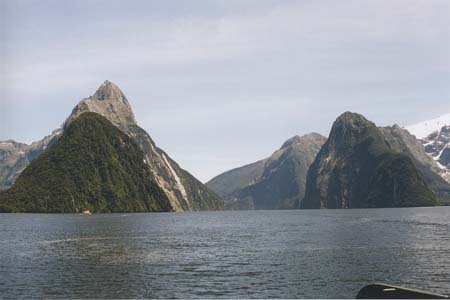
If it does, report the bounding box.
[302,112,436,209]
[207,133,326,210]
[417,126,450,181]
[0,113,171,213]
[206,160,266,204]
[380,125,450,204]
[0,81,223,211]
[406,114,450,183]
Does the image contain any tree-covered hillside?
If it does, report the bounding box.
[0,112,171,213]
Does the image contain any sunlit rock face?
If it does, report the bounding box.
[65,80,136,131]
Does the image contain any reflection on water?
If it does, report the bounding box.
[1,208,449,298]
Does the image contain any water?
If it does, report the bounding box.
[0,208,449,299]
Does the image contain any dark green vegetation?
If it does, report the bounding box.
[380,126,450,205]
[302,112,437,208]
[365,153,437,207]
[0,112,171,213]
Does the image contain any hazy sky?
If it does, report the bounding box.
[1,0,449,182]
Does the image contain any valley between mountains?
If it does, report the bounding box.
[1,81,450,212]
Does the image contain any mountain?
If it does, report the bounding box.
[380,125,450,204]
[406,114,450,183]
[302,112,437,209]
[206,160,266,207]
[0,81,223,211]
[0,130,61,189]
[207,133,326,209]
[0,113,171,213]
[419,126,450,176]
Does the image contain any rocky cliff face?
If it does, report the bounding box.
[302,112,436,208]
[419,126,450,181]
[0,81,223,211]
[405,113,450,183]
[207,133,326,209]
[0,130,61,189]
[65,80,136,131]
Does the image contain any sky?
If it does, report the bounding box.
[1,0,449,182]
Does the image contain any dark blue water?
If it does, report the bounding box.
[1,208,449,299]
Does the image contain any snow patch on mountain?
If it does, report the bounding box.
[405,113,450,182]
[405,113,450,139]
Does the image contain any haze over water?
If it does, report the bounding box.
[1,208,449,298]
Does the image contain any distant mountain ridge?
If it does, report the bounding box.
[0,81,223,212]
[207,133,326,209]
[0,129,61,189]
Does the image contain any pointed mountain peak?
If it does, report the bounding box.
[65,80,136,129]
[93,80,128,103]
